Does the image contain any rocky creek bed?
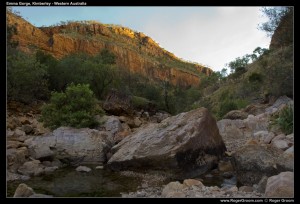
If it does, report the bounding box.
[7,96,294,198]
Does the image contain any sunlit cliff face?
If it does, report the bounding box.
[7,12,213,87]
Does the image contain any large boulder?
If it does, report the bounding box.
[107,108,226,178]
[231,144,293,186]
[25,127,114,164]
[265,172,294,197]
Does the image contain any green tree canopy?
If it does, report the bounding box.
[40,83,102,130]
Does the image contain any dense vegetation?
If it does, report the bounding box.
[271,105,293,135]
[7,6,293,129]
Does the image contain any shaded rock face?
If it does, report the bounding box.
[107,108,226,178]
[269,9,293,50]
[103,90,133,116]
[231,145,293,186]
[265,171,294,197]
[25,127,113,164]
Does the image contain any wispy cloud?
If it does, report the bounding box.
[140,7,271,71]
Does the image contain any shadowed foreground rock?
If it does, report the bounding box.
[232,144,294,186]
[265,171,294,197]
[107,108,226,178]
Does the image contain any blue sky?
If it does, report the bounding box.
[11,6,271,72]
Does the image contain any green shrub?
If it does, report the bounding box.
[7,51,50,103]
[235,99,249,109]
[40,83,101,130]
[272,105,293,134]
[248,72,263,82]
[218,100,238,118]
[131,96,152,109]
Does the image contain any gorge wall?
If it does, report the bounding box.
[7,12,213,87]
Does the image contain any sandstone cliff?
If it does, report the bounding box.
[7,12,213,87]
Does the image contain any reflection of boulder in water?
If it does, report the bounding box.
[8,166,143,197]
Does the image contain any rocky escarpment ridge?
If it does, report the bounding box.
[7,11,213,87]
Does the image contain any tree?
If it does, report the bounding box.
[220,68,228,78]
[47,50,118,99]
[227,56,250,74]
[259,7,292,37]
[40,83,101,130]
[7,51,50,103]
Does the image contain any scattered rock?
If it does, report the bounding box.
[263,132,275,144]
[265,96,293,115]
[95,166,104,170]
[255,175,268,193]
[13,129,26,137]
[165,191,186,198]
[76,166,92,172]
[286,133,294,141]
[218,160,234,172]
[29,145,55,161]
[239,186,253,192]
[253,131,275,144]
[44,166,59,173]
[7,172,30,182]
[217,113,269,152]
[114,130,131,143]
[223,110,248,120]
[7,141,23,149]
[284,146,294,154]
[271,139,289,151]
[272,134,286,141]
[243,104,269,116]
[265,171,294,197]
[21,124,33,134]
[7,147,28,172]
[161,181,186,197]
[13,183,34,197]
[17,160,45,176]
[183,179,204,188]
[19,116,31,125]
[104,116,123,135]
[150,112,170,123]
[133,117,142,128]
